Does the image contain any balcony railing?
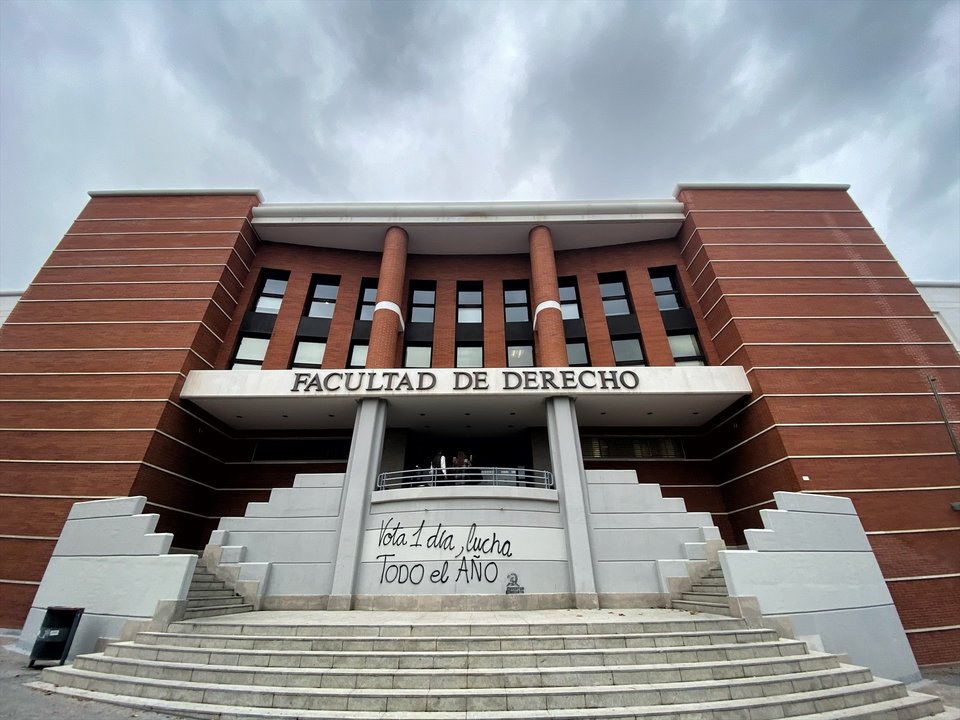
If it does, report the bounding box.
[375,467,555,491]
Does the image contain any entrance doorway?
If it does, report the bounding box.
[403,429,534,474]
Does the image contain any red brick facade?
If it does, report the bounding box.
[0,188,956,665]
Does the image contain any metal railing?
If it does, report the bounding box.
[375,467,555,491]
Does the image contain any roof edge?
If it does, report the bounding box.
[254,199,682,220]
[674,182,851,196]
[89,189,264,201]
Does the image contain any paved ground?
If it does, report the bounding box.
[1,626,956,719]
[0,635,179,720]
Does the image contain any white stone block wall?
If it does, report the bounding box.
[584,470,723,597]
[207,473,345,601]
[16,497,196,659]
[719,491,920,682]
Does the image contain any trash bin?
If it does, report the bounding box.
[28,606,84,667]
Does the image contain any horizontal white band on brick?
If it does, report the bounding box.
[0,579,41,585]
[0,399,168,403]
[64,230,244,236]
[533,300,561,331]
[685,242,886,269]
[29,279,239,305]
[15,297,235,322]
[692,256,896,286]
[0,427,155,431]
[54,245,252,273]
[692,225,874,230]
[74,215,251,222]
[721,341,954,365]
[746,365,960,372]
[0,493,115,500]
[0,534,58,540]
[373,301,404,331]
[3,320,224,344]
[803,486,960,494]
[0,372,183,377]
[684,208,863,215]
[696,275,914,304]
[866,527,958,535]
[55,245,238,251]
[45,261,245,286]
[904,625,960,634]
[885,573,960,583]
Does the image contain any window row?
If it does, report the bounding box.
[231,268,704,369]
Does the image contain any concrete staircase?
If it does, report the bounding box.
[33,609,953,719]
[671,563,734,616]
[182,562,253,620]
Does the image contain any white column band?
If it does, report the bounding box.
[374,301,405,332]
[532,300,561,331]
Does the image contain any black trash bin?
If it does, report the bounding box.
[28,606,84,667]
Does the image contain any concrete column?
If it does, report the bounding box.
[367,226,408,368]
[328,397,388,609]
[529,225,568,367]
[546,396,599,608]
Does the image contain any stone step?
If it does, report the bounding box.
[36,666,921,715]
[185,595,248,609]
[181,604,254,620]
[679,591,730,603]
[186,588,241,599]
[191,571,218,581]
[694,576,727,587]
[189,579,227,589]
[77,651,848,689]
[26,677,954,720]
[166,617,748,637]
[102,637,811,670]
[671,599,733,616]
[132,627,781,651]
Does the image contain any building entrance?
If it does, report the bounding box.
[402,429,536,477]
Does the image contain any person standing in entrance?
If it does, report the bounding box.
[431,451,446,485]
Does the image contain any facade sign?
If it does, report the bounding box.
[291,367,651,396]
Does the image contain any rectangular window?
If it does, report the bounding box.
[566,341,589,366]
[506,344,534,367]
[503,281,531,323]
[404,345,432,368]
[457,281,483,324]
[231,335,269,369]
[409,282,436,324]
[611,337,645,365]
[348,342,368,368]
[456,345,483,368]
[649,268,684,311]
[581,436,685,460]
[307,275,340,319]
[253,271,289,314]
[291,340,326,369]
[357,280,377,321]
[598,273,632,317]
[669,333,705,365]
[558,278,581,320]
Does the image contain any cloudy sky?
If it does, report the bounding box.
[1,0,957,291]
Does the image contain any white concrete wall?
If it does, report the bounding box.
[209,473,345,599]
[585,470,721,596]
[719,491,920,682]
[358,486,567,597]
[16,497,196,659]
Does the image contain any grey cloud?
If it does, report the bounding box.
[0,0,956,288]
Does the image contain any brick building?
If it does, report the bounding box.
[0,184,957,666]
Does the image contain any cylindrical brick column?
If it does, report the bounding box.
[529,225,568,366]
[366,226,408,368]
